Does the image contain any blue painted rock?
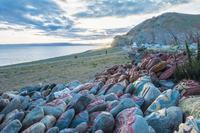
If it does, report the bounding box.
[145,89,180,115]
[177,116,200,133]
[92,112,115,133]
[46,127,59,133]
[138,82,161,110]
[106,83,125,97]
[0,109,24,130]
[22,122,46,133]
[110,98,136,117]
[87,99,107,113]
[70,110,89,128]
[90,82,104,95]
[0,120,22,133]
[43,99,66,118]
[74,122,88,133]
[125,83,135,94]
[132,76,151,96]
[56,109,75,130]
[104,93,118,101]
[40,115,56,129]
[22,106,44,128]
[66,80,81,90]
[68,93,92,113]
[145,106,183,133]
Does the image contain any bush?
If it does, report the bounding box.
[174,38,200,81]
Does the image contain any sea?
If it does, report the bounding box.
[0,43,104,66]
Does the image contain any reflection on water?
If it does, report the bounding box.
[0,44,103,66]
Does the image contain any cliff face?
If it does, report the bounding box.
[111,12,200,47]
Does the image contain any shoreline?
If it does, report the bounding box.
[0,47,129,91]
[0,43,109,67]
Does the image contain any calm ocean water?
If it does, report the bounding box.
[0,43,103,66]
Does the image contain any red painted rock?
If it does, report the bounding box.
[159,65,176,80]
[174,80,200,97]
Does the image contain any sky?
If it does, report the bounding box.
[0,0,199,44]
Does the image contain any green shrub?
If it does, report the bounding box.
[174,39,200,81]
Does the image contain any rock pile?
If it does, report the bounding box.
[0,52,200,133]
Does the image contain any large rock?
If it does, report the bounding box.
[110,98,136,117]
[46,127,59,133]
[75,122,88,133]
[174,80,200,97]
[70,110,89,128]
[0,109,24,130]
[87,99,107,113]
[1,97,23,114]
[68,93,92,113]
[132,76,152,96]
[43,99,66,118]
[56,109,75,130]
[92,112,115,133]
[115,107,153,133]
[0,120,22,133]
[179,96,200,118]
[106,83,125,96]
[40,115,56,129]
[90,82,104,95]
[138,82,161,110]
[145,89,180,115]
[145,106,183,133]
[177,116,200,133]
[22,122,46,133]
[22,106,44,128]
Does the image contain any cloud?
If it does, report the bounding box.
[74,0,190,18]
[0,0,73,32]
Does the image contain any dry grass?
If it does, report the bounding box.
[0,47,130,92]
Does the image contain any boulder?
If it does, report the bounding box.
[145,106,183,133]
[70,110,89,128]
[40,115,56,129]
[132,76,151,96]
[125,83,135,94]
[179,96,200,118]
[138,82,161,110]
[87,99,107,113]
[22,106,44,129]
[46,127,59,133]
[90,82,104,95]
[0,120,22,133]
[110,98,136,117]
[174,80,200,97]
[145,89,180,115]
[115,107,152,133]
[104,93,118,101]
[106,83,125,96]
[22,122,46,133]
[43,99,66,118]
[0,99,9,112]
[56,109,75,130]
[92,112,115,133]
[177,116,200,133]
[68,93,92,113]
[74,122,88,133]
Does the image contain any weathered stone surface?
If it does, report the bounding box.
[0,120,22,133]
[92,112,115,133]
[56,109,75,130]
[22,106,44,128]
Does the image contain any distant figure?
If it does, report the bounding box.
[106,50,107,55]
[74,55,78,59]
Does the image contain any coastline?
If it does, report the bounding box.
[0,47,130,91]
